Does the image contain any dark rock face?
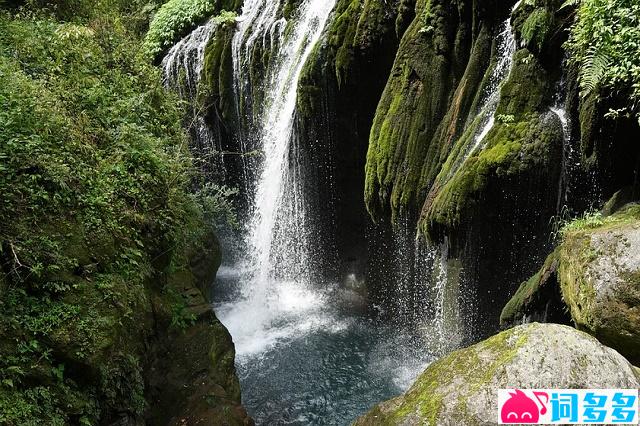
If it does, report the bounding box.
[351,0,567,334]
[500,249,571,328]
[293,0,416,284]
[146,297,251,426]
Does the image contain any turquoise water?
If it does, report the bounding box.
[213,266,435,425]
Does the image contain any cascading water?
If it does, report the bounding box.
[162,20,221,169]
[386,217,461,355]
[429,237,462,351]
[550,105,573,214]
[212,1,436,424]
[216,0,336,356]
[460,0,523,163]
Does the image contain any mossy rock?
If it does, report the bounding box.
[558,203,640,364]
[421,110,562,240]
[354,323,640,425]
[500,248,571,328]
[364,0,497,221]
[202,20,238,133]
[601,186,640,217]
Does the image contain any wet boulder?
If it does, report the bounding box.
[353,323,639,426]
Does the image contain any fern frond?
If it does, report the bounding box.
[559,0,580,10]
[579,45,611,98]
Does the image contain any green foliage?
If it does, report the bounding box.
[560,210,606,235]
[144,0,216,59]
[496,114,515,124]
[559,205,640,237]
[559,0,580,9]
[567,0,640,118]
[0,3,228,422]
[558,204,640,238]
[193,182,239,230]
[166,286,198,330]
[99,355,146,415]
[212,9,237,25]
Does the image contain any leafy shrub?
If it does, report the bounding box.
[144,0,216,59]
[213,9,237,25]
[566,0,640,119]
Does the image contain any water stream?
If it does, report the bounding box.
[446,0,523,182]
[215,1,435,423]
[162,20,221,170]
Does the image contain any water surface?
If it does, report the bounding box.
[213,266,435,425]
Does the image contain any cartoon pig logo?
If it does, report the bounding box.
[501,389,548,423]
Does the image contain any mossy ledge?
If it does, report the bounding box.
[364,0,502,222]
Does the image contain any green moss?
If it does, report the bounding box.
[562,204,640,236]
[558,204,640,362]
[295,0,417,126]
[421,111,559,237]
[521,8,554,51]
[202,19,237,128]
[364,0,509,222]
[418,44,557,239]
[355,326,530,425]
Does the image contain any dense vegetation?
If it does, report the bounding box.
[144,0,241,60]
[0,1,233,423]
[568,0,640,119]
[144,0,217,58]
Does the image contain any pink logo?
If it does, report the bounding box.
[501,389,548,423]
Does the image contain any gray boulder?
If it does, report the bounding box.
[354,323,639,426]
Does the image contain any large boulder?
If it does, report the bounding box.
[354,323,639,426]
[559,204,640,364]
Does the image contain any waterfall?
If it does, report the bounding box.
[389,216,431,325]
[241,0,335,285]
[162,20,215,98]
[550,105,573,214]
[387,216,462,357]
[466,0,523,156]
[162,21,219,161]
[216,0,337,356]
[231,0,283,115]
[440,1,522,184]
[429,237,462,352]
